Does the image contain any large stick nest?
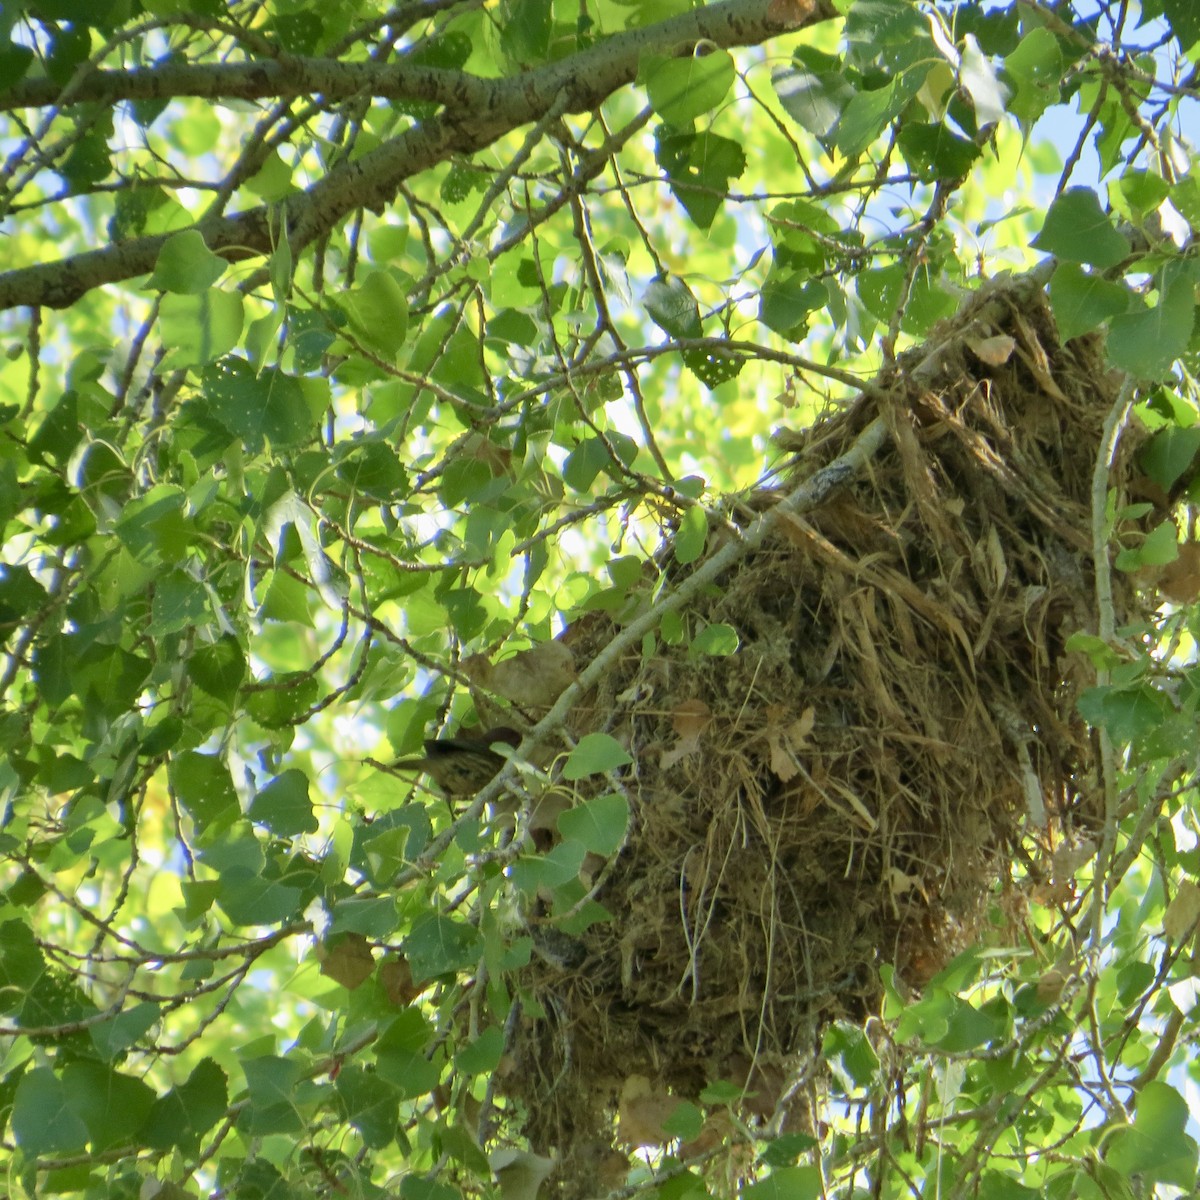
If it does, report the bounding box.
[501,276,1136,1187]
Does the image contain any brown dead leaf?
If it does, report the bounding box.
[679,1110,733,1159]
[380,956,421,1005]
[767,705,815,782]
[1155,540,1200,603]
[1029,878,1075,907]
[317,933,375,990]
[464,641,576,709]
[1031,840,1096,905]
[594,1150,632,1192]
[661,699,712,769]
[618,1075,681,1147]
[672,697,712,739]
[967,334,1016,366]
[529,789,572,836]
[1164,880,1200,942]
[724,1054,792,1120]
[463,431,512,475]
[1036,967,1067,1005]
[1052,839,1096,880]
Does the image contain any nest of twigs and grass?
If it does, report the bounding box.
[495,275,1141,1194]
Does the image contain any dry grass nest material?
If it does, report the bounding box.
[505,277,1138,1183]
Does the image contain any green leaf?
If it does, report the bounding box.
[1140,425,1200,491]
[247,149,295,200]
[147,229,226,293]
[563,438,612,491]
[823,1021,881,1087]
[1077,684,1176,746]
[1107,276,1196,379]
[12,1068,89,1155]
[644,50,734,125]
[644,275,702,339]
[744,1166,822,1200]
[338,268,409,359]
[1138,520,1180,567]
[1048,264,1131,341]
[28,390,81,466]
[190,635,247,702]
[844,0,931,70]
[691,623,738,656]
[0,564,48,625]
[62,1059,156,1152]
[674,505,708,564]
[455,1025,505,1075]
[242,1055,304,1134]
[400,1178,461,1200]
[150,568,209,634]
[500,0,551,65]
[217,871,305,927]
[661,1099,704,1140]
[378,1006,434,1053]
[759,266,826,338]
[1003,27,1064,131]
[352,807,432,884]
[160,289,244,367]
[511,841,585,896]
[202,358,326,452]
[169,750,240,832]
[655,127,746,230]
[699,1079,744,1104]
[931,993,1009,1052]
[114,484,190,566]
[406,914,483,981]
[0,44,33,90]
[758,1133,819,1167]
[562,733,633,780]
[684,342,744,389]
[897,122,981,181]
[1033,188,1130,268]
[90,1001,161,1060]
[330,896,399,938]
[959,33,1009,125]
[336,1065,400,1149]
[1117,170,1170,221]
[557,792,630,855]
[835,79,902,157]
[144,1058,229,1152]
[245,671,319,728]
[0,920,46,1016]
[335,438,409,500]
[857,261,959,331]
[1165,0,1200,51]
[249,769,318,837]
[773,47,856,140]
[441,163,488,208]
[1106,1081,1198,1188]
[61,126,113,192]
[410,29,473,69]
[1063,631,1123,670]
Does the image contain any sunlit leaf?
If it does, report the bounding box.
[644,51,735,125]
[1034,187,1130,267]
[563,733,633,779]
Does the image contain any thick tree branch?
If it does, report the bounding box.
[0,55,499,114]
[0,0,830,312]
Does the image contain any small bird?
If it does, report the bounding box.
[391,726,522,796]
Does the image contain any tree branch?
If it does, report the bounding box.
[0,0,830,312]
